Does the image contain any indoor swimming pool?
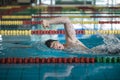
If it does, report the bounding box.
[0,0,120,80]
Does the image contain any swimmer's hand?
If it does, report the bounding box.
[42,20,50,29]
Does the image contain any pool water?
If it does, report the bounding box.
[0,34,120,80]
[0,34,113,58]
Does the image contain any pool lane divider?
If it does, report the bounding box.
[0,21,120,25]
[0,6,119,15]
[0,6,29,15]
[0,30,120,35]
[0,57,120,64]
[0,30,32,35]
[1,16,120,19]
[0,6,24,9]
[0,6,120,10]
[32,6,120,10]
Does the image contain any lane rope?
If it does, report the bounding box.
[0,21,120,25]
[1,15,120,19]
[0,30,120,35]
[0,57,119,64]
[0,5,120,9]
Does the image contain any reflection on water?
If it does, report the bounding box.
[44,65,74,80]
[42,63,120,80]
[0,63,119,80]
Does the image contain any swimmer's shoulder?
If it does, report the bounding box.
[65,41,89,50]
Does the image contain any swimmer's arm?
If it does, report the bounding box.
[50,17,77,42]
[42,17,87,47]
[10,46,32,48]
[43,17,77,41]
[6,42,32,48]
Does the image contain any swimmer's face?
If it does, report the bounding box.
[50,41,64,50]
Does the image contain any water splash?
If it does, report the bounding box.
[100,34,120,54]
[63,32,120,54]
[92,34,120,54]
[101,34,120,45]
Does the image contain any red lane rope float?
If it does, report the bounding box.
[37,12,120,14]
[0,6,29,15]
[23,21,43,25]
[31,30,85,34]
[0,6,119,10]
[99,21,120,24]
[33,6,120,10]
[0,57,95,64]
[50,6,120,10]
[32,16,120,18]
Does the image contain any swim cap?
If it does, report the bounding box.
[45,39,57,48]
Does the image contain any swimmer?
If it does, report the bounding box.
[42,17,90,51]
[42,17,120,54]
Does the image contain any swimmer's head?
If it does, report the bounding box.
[45,39,64,50]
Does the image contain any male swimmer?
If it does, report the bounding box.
[42,17,90,51]
[42,17,120,54]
